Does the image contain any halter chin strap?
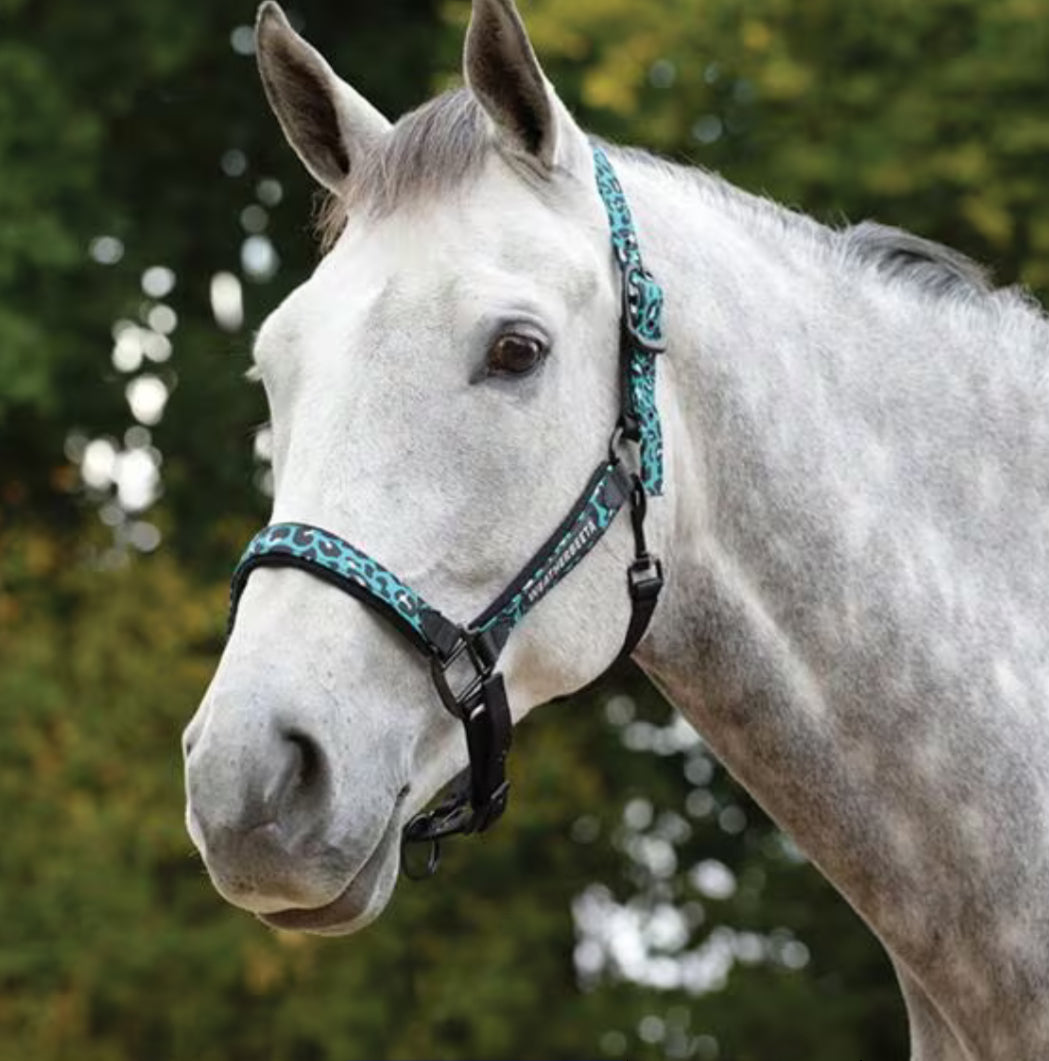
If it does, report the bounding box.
[226,145,666,878]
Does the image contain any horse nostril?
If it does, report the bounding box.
[260,728,330,846]
[285,729,323,793]
[185,717,332,855]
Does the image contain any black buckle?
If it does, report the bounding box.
[628,555,664,601]
[429,632,488,719]
[622,263,667,354]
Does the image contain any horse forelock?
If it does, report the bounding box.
[317,88,492,250]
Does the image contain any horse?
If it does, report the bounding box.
[182,1,1049,1056]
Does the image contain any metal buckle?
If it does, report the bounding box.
[429,632,488,720]
[401,797,475,880]
[609,418,644,467]
[622,263,667,354]
[628,555,664,601]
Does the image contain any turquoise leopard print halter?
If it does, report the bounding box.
[228,145,667,876]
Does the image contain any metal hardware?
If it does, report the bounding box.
[429,633,489,720]
[622,262,668,354]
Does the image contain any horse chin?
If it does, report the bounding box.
[256,808,402,937]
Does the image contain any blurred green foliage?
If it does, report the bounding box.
[2,0,1047,1057]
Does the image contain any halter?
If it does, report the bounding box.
[227,146,666,877]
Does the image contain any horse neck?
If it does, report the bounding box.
[616,152,1049,1050]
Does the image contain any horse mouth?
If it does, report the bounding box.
[258,796,404,936]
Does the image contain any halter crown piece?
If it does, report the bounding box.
[228,145,666,878]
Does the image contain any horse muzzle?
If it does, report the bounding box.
[183,705,402,930]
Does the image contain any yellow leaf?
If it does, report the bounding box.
[961,195,1014,246]
[864,161,915,196]
[742,20,772,52]
[760,57,813,100]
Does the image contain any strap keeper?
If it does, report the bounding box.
[470,625,505,671]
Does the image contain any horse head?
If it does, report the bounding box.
[183,0,651,935]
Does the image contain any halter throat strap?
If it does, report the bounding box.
[226,145,666,878]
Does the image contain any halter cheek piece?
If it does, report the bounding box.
[227,146,666,878]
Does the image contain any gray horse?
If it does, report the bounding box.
[183,1,1049,1056]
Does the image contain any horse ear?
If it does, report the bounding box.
[464,0,586,171]
[255,2,391,192]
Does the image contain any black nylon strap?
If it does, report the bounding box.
[619,557,663,661]
[615,473,664,662]
[469,460,633,652]
[400,672,512,878]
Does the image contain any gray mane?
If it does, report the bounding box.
[842,221,991,297]
[319,93,994,305]
[612,145,996,302]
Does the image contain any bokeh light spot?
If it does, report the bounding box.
[128,521,162,552]
[650,59,676,88]
[256,177,283,206]
[692,115,724,144]
[112,329,144,373]
[147,304,178,335]
[141,265,176,298]
[210,271,244,331]
[125,375,169,426]
[230,25,255,55]
[241,235,279,281]
[240,204,269,234]
[81,438,117,488]
[115,448,160,511]
[142,331,172,364]
[690,860,737,900]
[222,149,248,177]
[89,235,124,264]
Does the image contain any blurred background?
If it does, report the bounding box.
[3,0,1048,1058]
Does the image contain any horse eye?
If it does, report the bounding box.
[487,333,546,377]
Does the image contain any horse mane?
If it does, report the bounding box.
[611,145,998,303]
[842,221,992,298]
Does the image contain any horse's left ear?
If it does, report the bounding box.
[255,2,391,192]
[464,0,588,173]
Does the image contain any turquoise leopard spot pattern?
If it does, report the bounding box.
[593,145,665,496]
[233,523,430,639]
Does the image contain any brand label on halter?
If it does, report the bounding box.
[522,517,599,605]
